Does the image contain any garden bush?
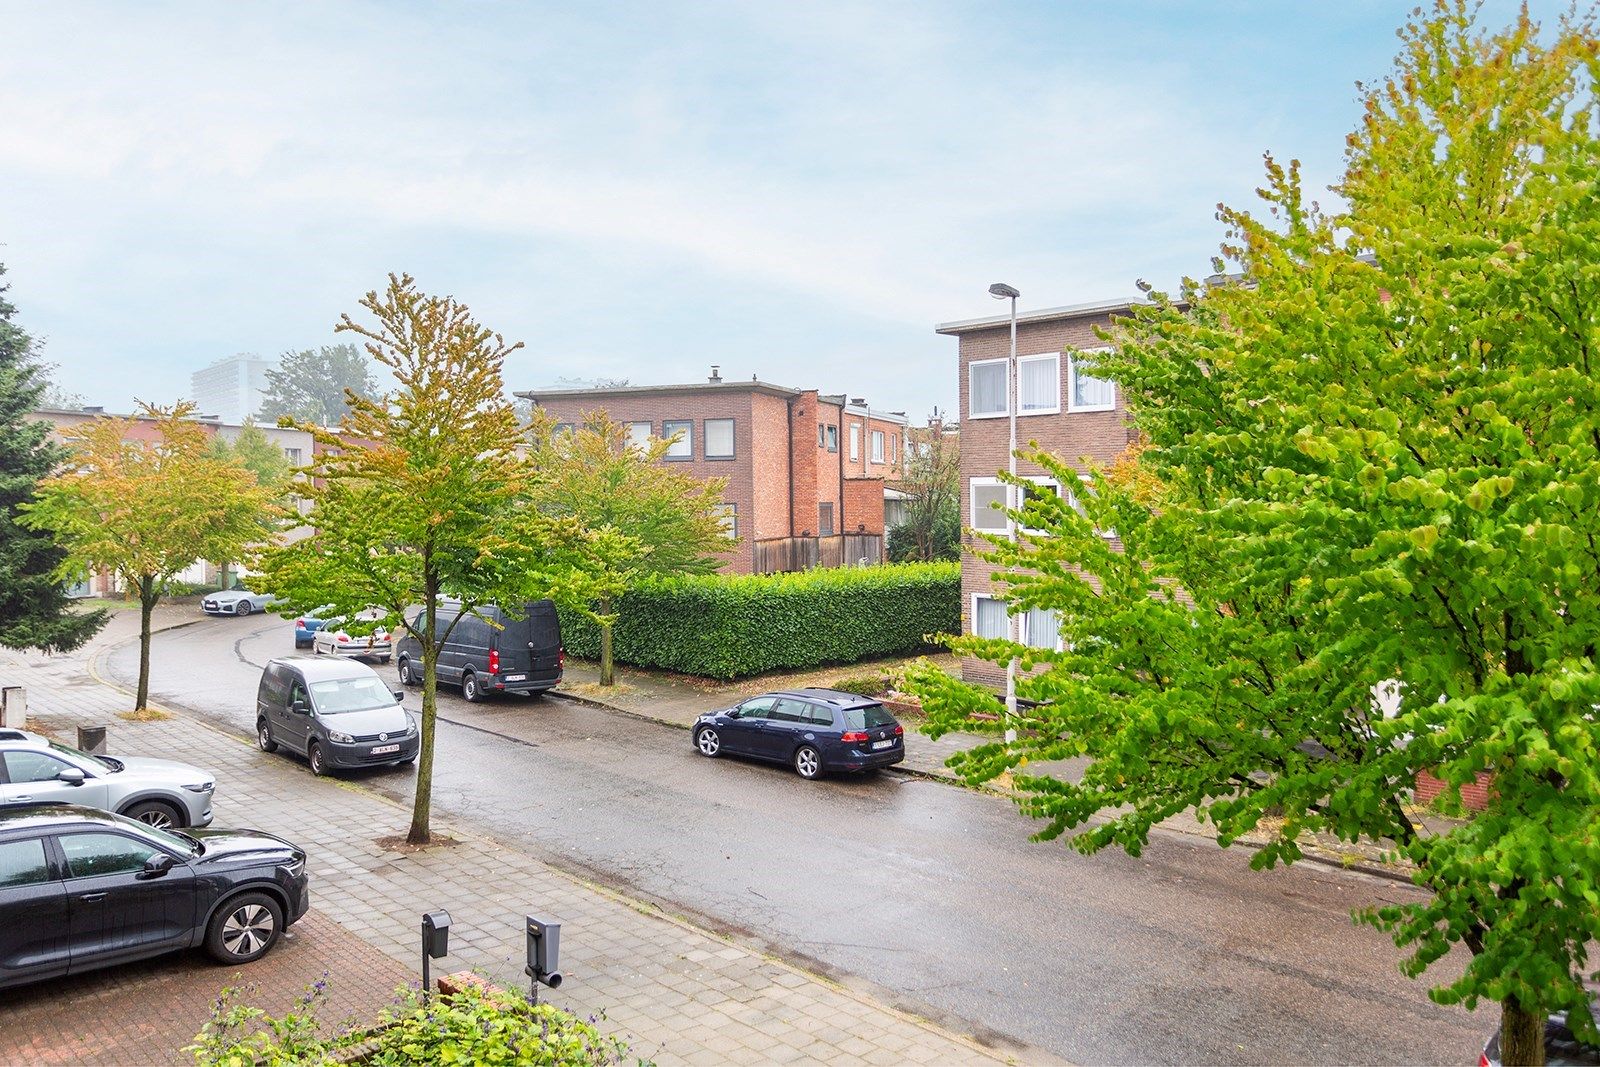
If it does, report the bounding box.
[189,978,632,1066]
[558,562,959,680]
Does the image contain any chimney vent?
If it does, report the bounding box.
[709,365,722,384]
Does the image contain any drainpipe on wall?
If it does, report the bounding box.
[785,394,796,537]
[838,400,847,538]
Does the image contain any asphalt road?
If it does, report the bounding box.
[107,614,1487,1065]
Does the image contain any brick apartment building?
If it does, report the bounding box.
[26,407,314,597]
[518,370,908,574]
[936,298,1141,687]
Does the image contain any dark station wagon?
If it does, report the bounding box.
[692,688,905,780]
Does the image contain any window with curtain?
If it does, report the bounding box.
[1024,607,1061,650]
[970,479,1008,532]
[662,420,693,458]
[626,421,652,451]
[1018,354,1060,414]
[871,430,885,463]
[1069,352,1116,411]
[969,359,1007,417]
[974,596,1009,639]
[705,418,734,458]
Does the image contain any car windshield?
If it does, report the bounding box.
[309,676,395,714]
[843,705,896,730]
[46,738,119,772]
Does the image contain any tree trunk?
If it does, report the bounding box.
[407,589,437,846]
[599,597,615,687]
[135,576,155,711]
[1501,996,1545,1066]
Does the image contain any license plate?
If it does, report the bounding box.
[503,674,526,682]
[370,744,400,755]
[871,739,895,750]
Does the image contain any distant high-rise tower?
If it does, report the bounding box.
[190,354,272,423]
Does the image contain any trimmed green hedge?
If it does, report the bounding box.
[559,562,959,679]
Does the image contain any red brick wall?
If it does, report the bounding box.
[842,477,886,535]
[532,392,755,573]
[954,309,1137,685]
[841,412,907,480]
[750,392,795,541]
[789,391,820,536]
[1415,769,1492,812]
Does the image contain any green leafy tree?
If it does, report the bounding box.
[0,262,105,653]
[888,423,960,563]
[22,403,280,708]
[206,422,295,589]
[252,275,574,845]
[526,410,732,685]
[907,7,1600,1065]
[256,343,378,425]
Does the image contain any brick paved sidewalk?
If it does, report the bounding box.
[0,621,1038,1066]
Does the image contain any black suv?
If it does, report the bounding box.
[0,804,310,990]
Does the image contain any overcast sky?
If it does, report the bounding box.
[0,1,1530,421]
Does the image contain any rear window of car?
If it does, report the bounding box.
[843,705,895,730]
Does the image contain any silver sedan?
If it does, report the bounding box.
[0,729,216,828]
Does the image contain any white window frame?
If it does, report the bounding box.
[849,423,860,461]
[969,477,1010,533]
[1020,476,1059,535]
[968,357,1009,419]
[662,419,693,460]
[704,418,735,459]
[626,421,653,452]
[1067,347,1116,413]
[1017,353,1061,416]
[870,429,885,464]
[971,594,1012,640]
[1069,472,1119,539]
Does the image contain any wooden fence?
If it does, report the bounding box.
[752,534,882,574]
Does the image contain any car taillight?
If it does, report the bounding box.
[295,619,306,628]
[1478,1054,1490,1067]
[336,633,349,642]
[893,724,904,736]
[840,731,869,743]
[559,648,566,668]
[488,648,500,674]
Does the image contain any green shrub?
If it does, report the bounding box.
[831,675,891,696]
[189,978,632,1066]
[557,562,958,680]
[164,580,224,598]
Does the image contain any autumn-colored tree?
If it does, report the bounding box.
[252,275,573,845]
[526,410,733,685]
[908,7,1599,1064]
[22,403,281,708]
[206,422,296,589]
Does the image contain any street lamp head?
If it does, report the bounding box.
[988,282,1020,300]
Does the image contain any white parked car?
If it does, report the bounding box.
[312,608,392,662]
[202,589,278,616]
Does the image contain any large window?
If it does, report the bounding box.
[1068,349,1116,412]
[973,595,1010,639]
[662,420,693,459]
[705,418,734,459]
[969,358,1008,418]
[626,421,652,451]
[818,501,835,536]
[870,430,885,464]
[1018,354,1060,415]
[969,478,1009,533]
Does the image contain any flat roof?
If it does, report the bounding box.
[934,296,1151,335]
[516,381,800,402]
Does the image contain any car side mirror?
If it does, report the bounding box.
[392,689,405,703]
[727,707,743,719]
[139,854,175,879]
[291,700,309,715]
[56,767,86,786]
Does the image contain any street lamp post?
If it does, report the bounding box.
[987,282,1021,746]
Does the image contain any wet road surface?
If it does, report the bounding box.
[105,614,1488,1065]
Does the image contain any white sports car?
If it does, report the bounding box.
[201,589,278,616]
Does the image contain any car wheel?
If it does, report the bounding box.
[695,727,721,758]
[205,892,283,964]
[311,640,323,655]
[398,658,416,686]
[257,719,278,753]
[461,670,482,703]
[125,799,184,830]
[308,741,327,777]
[236,602,252,617]
[794,744,822,780]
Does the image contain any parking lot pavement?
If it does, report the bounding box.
[0,912,409,1066]
[0,620,1026,1066]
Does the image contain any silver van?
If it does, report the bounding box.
[255,658,418,776]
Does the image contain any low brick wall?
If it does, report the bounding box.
[1415,769,1492,811]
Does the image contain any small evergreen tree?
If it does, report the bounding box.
[0,262,105,653]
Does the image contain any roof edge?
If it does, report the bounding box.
[934,296,1150,335]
